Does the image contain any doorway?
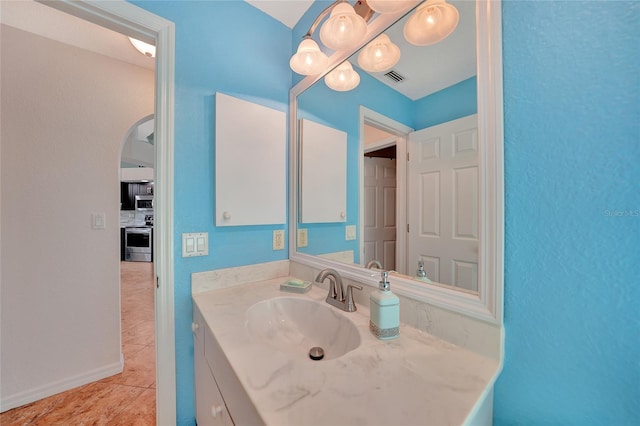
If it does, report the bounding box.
[29,1,175,423]
[363,130,398,271]
[359,107,412,275]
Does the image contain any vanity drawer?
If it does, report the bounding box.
[195,340,233,426]
[194,306,233,426]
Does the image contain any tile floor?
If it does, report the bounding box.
[0,261,156,425]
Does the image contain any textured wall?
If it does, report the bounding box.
[495,1,640,423]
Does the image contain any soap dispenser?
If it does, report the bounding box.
[416,260,432,283]
[369,271,400,340]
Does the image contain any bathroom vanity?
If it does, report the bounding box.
[192,262,501,426]
[193,0,504,423]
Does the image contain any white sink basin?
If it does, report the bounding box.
[245,296,361,361]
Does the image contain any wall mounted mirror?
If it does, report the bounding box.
[289,0,503,323]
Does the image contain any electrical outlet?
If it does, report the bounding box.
[273,230,285,250]
[297,229,308,247]
[345,225,356,241]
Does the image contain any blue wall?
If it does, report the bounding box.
[130,1,291,424]
[496,1,640,424]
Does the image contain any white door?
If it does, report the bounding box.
[363,157,396,271]
[407,114,478,291]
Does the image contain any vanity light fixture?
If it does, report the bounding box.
[319,2,368,50]
[128,37,156,58]
[290,0,374,77]
[367,0,415,14]
[290,0,459,92]
[357,33,401,73]
[324,61,360,91]
[403,0,459,46]
[290,37,329,75]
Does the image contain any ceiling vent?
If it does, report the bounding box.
[384,69,405,84]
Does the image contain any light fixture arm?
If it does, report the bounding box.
[303,0,342,38]
[302,0,374,39]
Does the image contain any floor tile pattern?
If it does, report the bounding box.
[1,261,156,425]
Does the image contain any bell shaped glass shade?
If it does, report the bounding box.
[367,0,414,14]
[319,2,367,50]
[290,38,330,75]
[403,0,459,46]
[357,34,401,73]
[324,61,360,91]
[129,37,156,58]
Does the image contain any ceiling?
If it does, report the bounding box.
[0,0,155,70]
[0,0,311,70]
[245,0,314,28]
[0,0,473,100]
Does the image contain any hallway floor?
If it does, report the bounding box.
[0,261,156,425]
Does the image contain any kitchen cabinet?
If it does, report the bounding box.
[120,182,153,210]
[120,228,126,261]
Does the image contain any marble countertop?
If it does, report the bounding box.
[193,277,500,426]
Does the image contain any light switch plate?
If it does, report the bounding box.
[182,232,208,257]
[297,229,308,248]
[92,212,106,230]
[345,225,356,241]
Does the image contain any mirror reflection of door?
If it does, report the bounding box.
[407,114,479,291]
[363,150,397,271]
[363,125,399,271]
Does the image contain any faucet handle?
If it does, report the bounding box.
[345,284,363,312]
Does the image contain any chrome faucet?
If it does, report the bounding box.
[315,268,362,312]
[365,259,383,269]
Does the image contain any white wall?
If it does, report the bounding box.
[0,25,154,410]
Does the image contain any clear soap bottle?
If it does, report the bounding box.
[369,271,400,340]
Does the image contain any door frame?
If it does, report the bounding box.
[39,1,176,423]
[359,107,413,274]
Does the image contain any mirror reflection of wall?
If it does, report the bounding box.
[296,0,480,291]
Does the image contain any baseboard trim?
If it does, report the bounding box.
[0,357,124,412]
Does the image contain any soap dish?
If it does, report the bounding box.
[280,279,312,294]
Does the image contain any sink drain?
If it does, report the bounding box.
[309,346,324,361]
